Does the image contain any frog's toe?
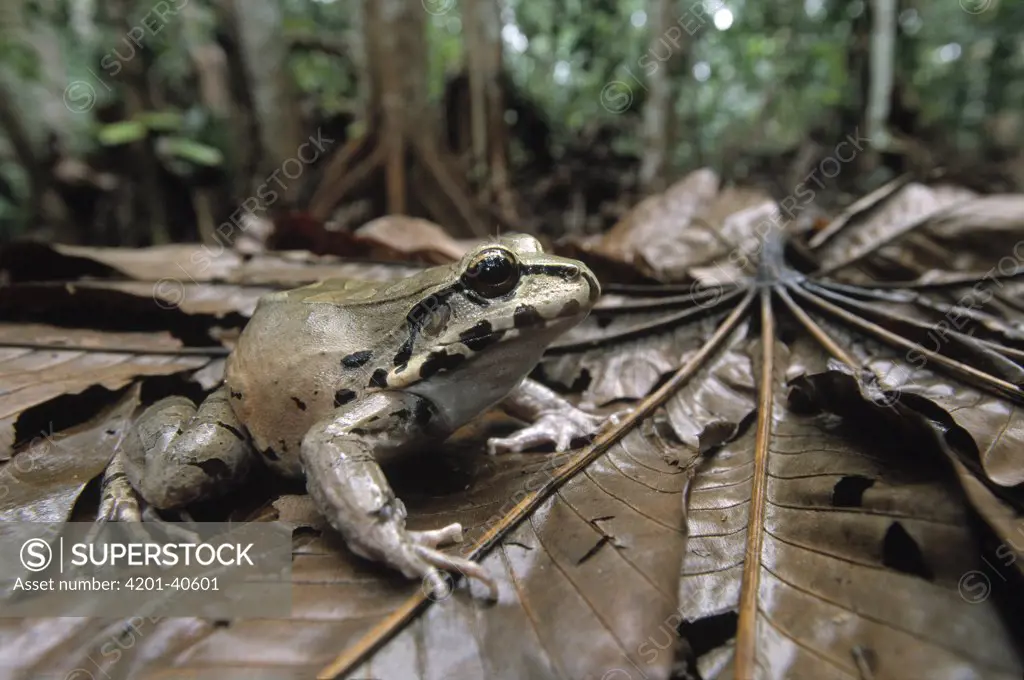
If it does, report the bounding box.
[141,507,204,544]
[487,409,607,455]
[408,522,464,548]
[412,544,498,602]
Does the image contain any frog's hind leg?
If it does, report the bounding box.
[120,386,254,511]
[301,391,498,600]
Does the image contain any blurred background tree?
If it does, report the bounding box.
[0,0,1020,246]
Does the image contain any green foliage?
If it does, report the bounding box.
[0,42,40,81]
[283,0,358,113]
[495,0,1022,170]
[427,12,464,101]
[97,108,223,181]
[97,120,147,146]
[156,136,224,168]
[1,0,1021,240]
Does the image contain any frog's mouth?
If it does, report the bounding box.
[385,300,589,390]
[443,298,589,352]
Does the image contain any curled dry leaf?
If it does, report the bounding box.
[595,168,722,280]
[0,325,208,460]
[0,383,139,523]
[355,215,474,263]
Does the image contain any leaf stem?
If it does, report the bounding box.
[734,288,776,679]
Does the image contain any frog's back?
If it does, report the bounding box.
[224,278,412,476]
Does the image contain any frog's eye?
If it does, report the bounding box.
[462,247,520,298]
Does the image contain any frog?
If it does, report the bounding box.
[101,234,605,598]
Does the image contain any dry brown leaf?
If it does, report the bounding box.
[355,215,473,263]
[0,384,139,522]
[0,325,207,459]
[596,168,722,280]
[4,179,1024,680]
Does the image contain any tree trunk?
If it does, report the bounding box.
[639,0,679,193]
[180,2,233,246]
[107,0,168,245]
[867,0,897,152]
[463,0,516,222]
[307,0,488,237]
[225,0,305,207]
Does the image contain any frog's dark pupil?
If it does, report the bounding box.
[477,255,511,283]
[465,250,519,297]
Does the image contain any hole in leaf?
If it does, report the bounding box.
[882,521,933,581]
[831,475,875,508]
[569,367,592,393]
[678,611,738,658]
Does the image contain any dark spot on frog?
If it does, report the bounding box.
[229,390,243,400]
[260,447,280,461]
[513,304,544,329]
[188,458,232,480]
[558,299,581,318]
[215,420,246,441]
[392,409,410,420]
[523,263,578,280]
[341,350,373,368]
[291,396,307,411]
[278,439,290,454]
[105,429,116,435]
[393,341,413,368]
[459,320,504,351]
[334,389,357,407]
[414,400,432,425]
[369,368,389,388]
[419,351,466,379]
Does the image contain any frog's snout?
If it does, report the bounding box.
[558,260,600,303]
[582,268,601,303]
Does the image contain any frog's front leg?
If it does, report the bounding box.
[300,391,497,600]
[487,378,609,454]
[120,386,254,510]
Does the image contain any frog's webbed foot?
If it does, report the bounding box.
[487,410,607,454]
[352,516,496,601]
[487,378,612,455]
[301,391,498,601]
